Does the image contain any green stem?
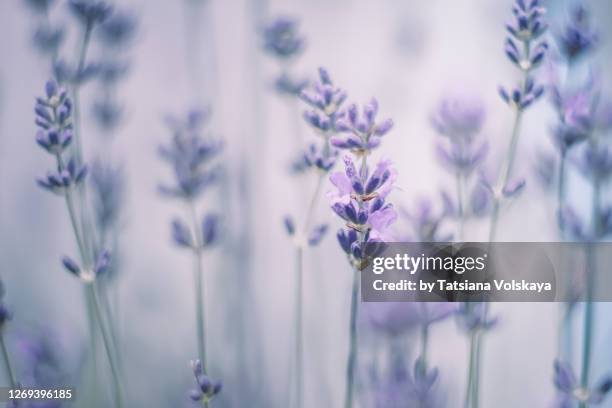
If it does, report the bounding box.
[294,246,304,408]
[343,269,359,408]
[464,328,479,408]
[0,334,17,389]
[188,202,207,375]
[89,284,123,408]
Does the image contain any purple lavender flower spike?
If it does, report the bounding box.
[430,96,485,142]
[189,359,222,403]
[402,198,452,242]
[300,67,347,134]
[97,11,137,47]
[502,178,526,198]
[364,302,456,337]
[61,256,81,277]
[68,0,112,27]
[92,99,122,131]
[576,144,612,181]
[333,99,393,154]
[93,250,111,275]
[32,25,64,55]
[159,110,223,200]
[89,160,124,233]
[556,4,599,63]
[37,158,87,195]
[292,143,338,173]
[262,17,305,59]
[53,59,100,86]
[172,219,193,248]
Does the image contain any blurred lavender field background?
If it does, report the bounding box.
[2,0,612,407]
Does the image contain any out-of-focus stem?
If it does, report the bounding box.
[0,334,16,389]
[456,172,465,241]
[89,284,123,408]
[464,329,477,408]
[344,268,359,408]
[292,173,325,408]
[188,202,207,372]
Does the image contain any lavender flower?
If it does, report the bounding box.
[53,59,99,86]
[430,97,485,142]
[332,99,394,153]
[372,358,441,408]
[364,302,456,337]
[275,73,308,97]
[262,17,305,59]
[37,158,87,194]
[499,0,548,110]
[97,11,137,47]
[402,197,452,242]
[292,143,338,173]
[159,111,222,200]
[189,360,222,404]
[554,360,612,405]
[68,0,112,27]
[90,160,124,234]
[556,4,599,62]
[32,25,64,55]
[92,99,122,130]
[301,68,348,134]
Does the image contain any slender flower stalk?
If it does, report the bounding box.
[328,97,395,408]
[35,79,123,407]
[282,68,343,408]
[159,110,222,399]
[489,0,548,242]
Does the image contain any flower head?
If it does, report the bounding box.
[332,99,394,154]
[505,0,547,43]
[97,11,137,47]
[430,96,485,143]
[364,302,456,337]
[23,0,55,13]
[499,77,545,110]
[68,0,112,27]
[556,4,598,62]
[159,110,222,200]
[90,160,124,232]
[301,68,347,133]
[402,197,452,242]
[32,25,64,55]
[37,158,87,195]
[189,360,222,403]
[330,156,397,268]
[262,17,305,59]
[292,143,338,173]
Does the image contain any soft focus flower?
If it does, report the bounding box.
[332,99,394,153]
[92,99,122,131]
[53,59,99,86]
[576,144,612,181]
[554,360,612,405]
[262,17,305,59]
[301,67,347,134]
[364,302,456,337]
[505,0,547,43]
[32,25,64,55]
[430,97,485,142]
[189,360,222,403]
[68,0,112,27]
[89,160,124,233]
[97,11,137,47]
[372,357,442,408]
[159,110,222,200]
[292,143,338,173]
[556,4,598,62]
[402,197,452,242]
[274,73,308,97]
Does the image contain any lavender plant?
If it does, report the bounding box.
[34,80,123,407]
[430,96,488,240]
[262,17,307,98]
[490,0,548,241]
[159,110,221,406]
[281,68,343,408]
[189,359,222,406]
[328,97,395,408]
